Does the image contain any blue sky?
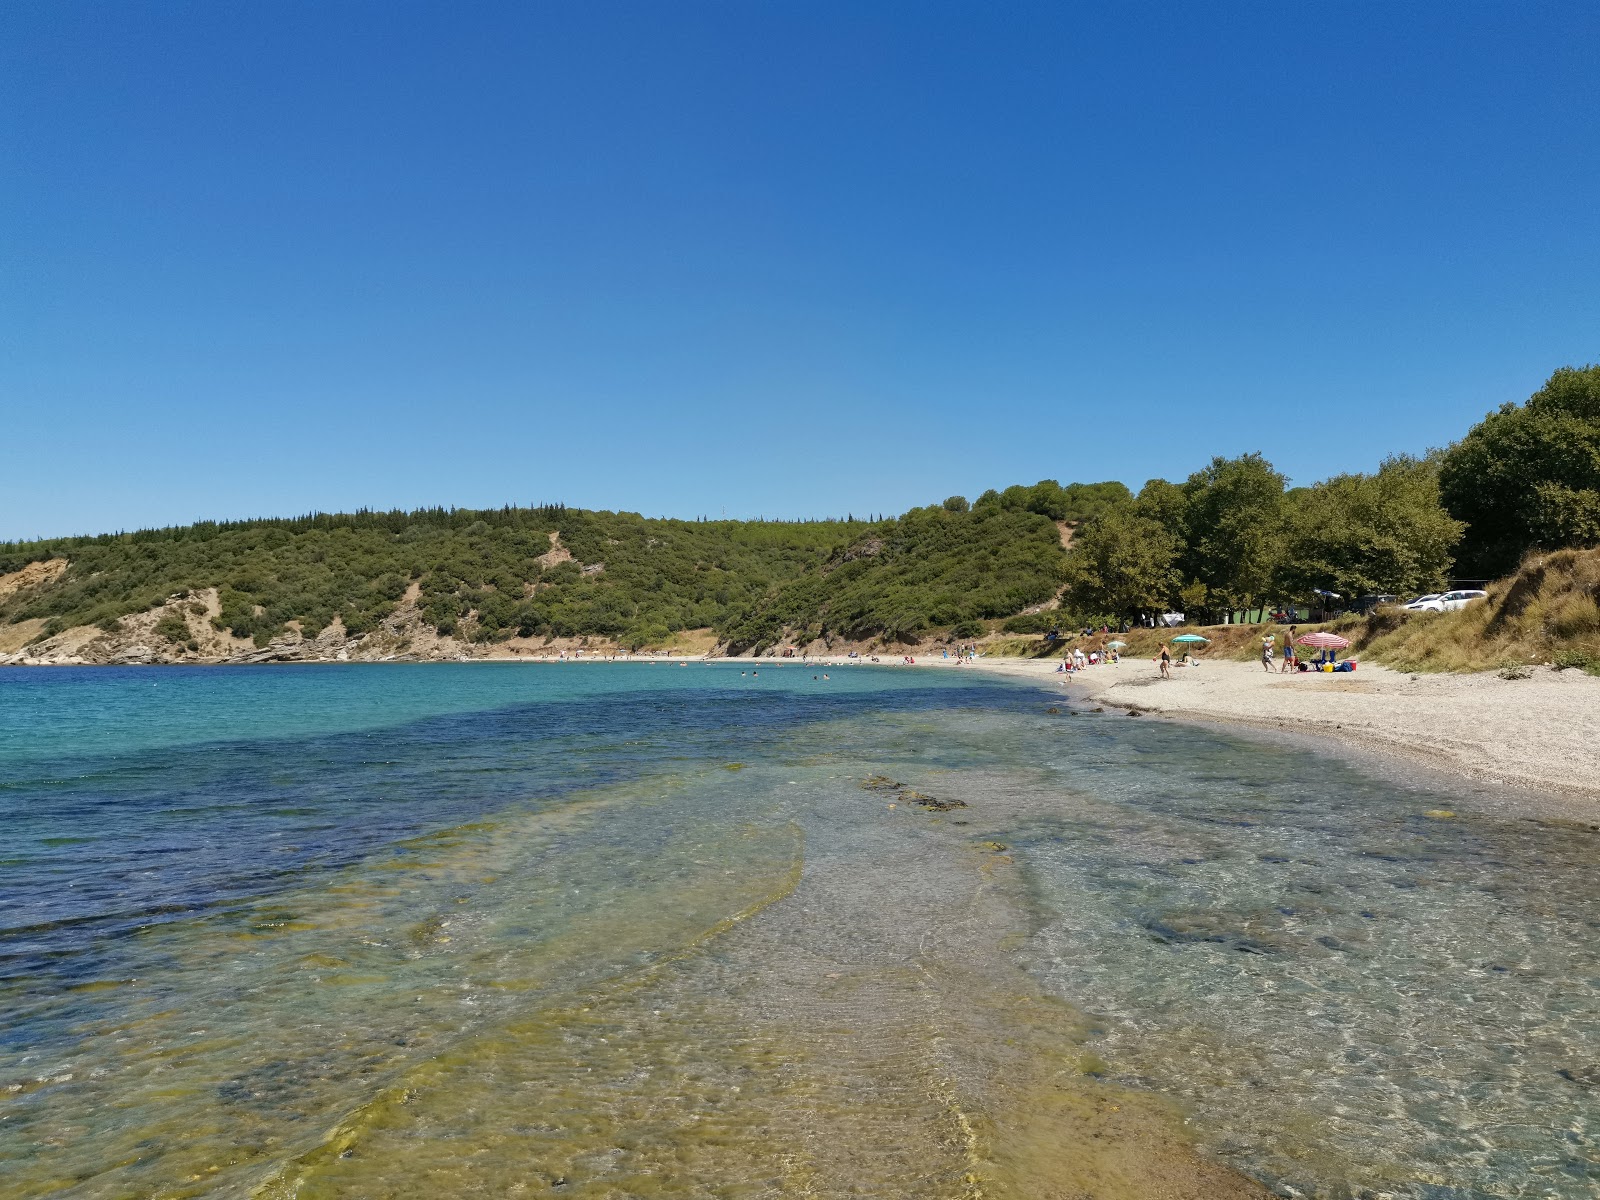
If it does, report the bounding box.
[3,2,1597,541]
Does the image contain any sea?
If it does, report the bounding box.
[0,662,1594,1198]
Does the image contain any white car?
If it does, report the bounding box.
[1402,594,1441,611]
[1410,590,1486,613]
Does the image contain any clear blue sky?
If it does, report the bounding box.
[3,2,1597,542]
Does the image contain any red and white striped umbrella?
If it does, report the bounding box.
[1296,631,1350,649]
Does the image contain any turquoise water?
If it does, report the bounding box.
[0,663,1595,1198]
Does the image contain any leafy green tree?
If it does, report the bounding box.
[1178,453,1286,615]
[1134,479,1188,533]
[1439,365,1600,575]
[1065,508,1180,618]
[980,479,1132,523]
[1275,454,1463,600]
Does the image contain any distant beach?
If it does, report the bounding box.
[963,655,1600,814]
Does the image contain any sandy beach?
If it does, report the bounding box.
[945,654,1600,811]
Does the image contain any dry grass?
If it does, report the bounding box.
[978,549,1600,676]
[0,557,68,601]
[1351,547,1600,674]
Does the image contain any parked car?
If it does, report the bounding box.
[1356,594,1400,614]
[1402,594,1441,611]
[1409,590,1487,613]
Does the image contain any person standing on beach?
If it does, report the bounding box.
[1281,625,1298,673]
[1158,642,1172,678]
[1261,633,1275,672]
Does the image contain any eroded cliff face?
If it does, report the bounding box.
[1,585,484,667]
[0,558,68,600]
[1,584,720,667]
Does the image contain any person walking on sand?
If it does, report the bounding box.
[1158,641,1172,678]
[1261,632,1275,672]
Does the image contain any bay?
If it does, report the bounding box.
[0,663,1594,1198]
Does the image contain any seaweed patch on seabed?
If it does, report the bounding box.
[255,762,1268,1200]
[862,773,969,811]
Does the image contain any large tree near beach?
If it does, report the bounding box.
[1275,454,1463,601]
[1440,365,1600,577]
[1177,453,1287,617]
[1065,507,1180,618]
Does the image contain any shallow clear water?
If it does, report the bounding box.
[0,664,1594,1198]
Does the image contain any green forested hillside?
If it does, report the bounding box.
[0,507,862,649]
[719,502,1066,651]
[0,479,1132,653]
[6,361,1600,661]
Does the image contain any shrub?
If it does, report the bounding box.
[153,614,190,643]
[1002,613,1056,634]
[1554,648,1600,674]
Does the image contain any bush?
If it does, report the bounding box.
[1554,648,1600,674]
[153,614,190,643]
[950,619,983,638]
[1002,613,1057,634]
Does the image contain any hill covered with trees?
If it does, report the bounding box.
[0,491,1085,660]
[3,365,1597,664]
[0,506,865,653]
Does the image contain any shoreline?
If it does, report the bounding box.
[8,646,1596,817]
[951,654,1600,818]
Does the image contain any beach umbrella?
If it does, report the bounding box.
[1296,632,1350,649]
[1108,640,1127,649]
[1171,634,1209,644]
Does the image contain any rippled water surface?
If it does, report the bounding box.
[1,663,1594,1198]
